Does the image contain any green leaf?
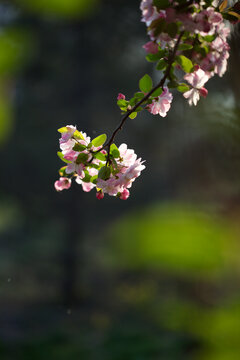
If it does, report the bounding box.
[146,50,165,62]
[59,166,67,177]
[98,166,111,180]
[168,80,178,88]
[94,152,106,161]
[139,74,153,93]
[177,83,190,92]
[203,35,215,42]
[58,127,68,133]
[153,18,166,37]
[57,152,72,164]
[76,153,88,164]
[110,143,120,158]
[73,130,85,140]
[134,92,145,99]
[151,88,163,97]
[73,143,86,151]
[90,175,98,184]
[129,112,137,119]
[117,99,128,107]
[92,134,107,147]
[82,173,92,183]
[165,22,178,38]
[178,43,193,51]
[176,55,194,73]
[153,0,170,10]
[156,59,166,70]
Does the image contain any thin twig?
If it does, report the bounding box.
[105,31,184,164]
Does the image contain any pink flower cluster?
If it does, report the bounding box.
[148,87,173,117]
[96,144,145,199]
[55,126,145,200]
[140,0,231,107]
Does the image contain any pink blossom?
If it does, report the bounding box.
[140,0,159,26]
[119,143,137,168]
[117,158,146,189]
[119,189,130,200]
[117,93,125,100]
[143,41,158,54]
[97,178,121,196]
[148,87,173,117]
[184,69,210,89]
[66,162,85,177]
[75,177,95,192]
[183,68,210,106]
[60,125,76,142]
[54,177,71,191]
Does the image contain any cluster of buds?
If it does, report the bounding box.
[54,126,145,199]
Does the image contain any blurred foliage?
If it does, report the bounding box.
[103,203,240,279]
[15,0,99,19]
[0,0,240,359]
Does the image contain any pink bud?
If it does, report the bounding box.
[101,149,107,154]
[119,189,130,200]
[199,87,208,98]
[117,93,125,100]
[96,191,104,200]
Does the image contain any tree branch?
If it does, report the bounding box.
[105,31,184,163]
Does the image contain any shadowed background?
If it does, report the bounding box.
[0,0,240,359]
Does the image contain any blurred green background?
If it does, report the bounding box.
[0,0,240,359]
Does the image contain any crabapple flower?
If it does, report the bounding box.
[56,127,145,199]
[54,177,72,191]
[148,87,173,117]
[143,41,158,54]
[183,69,210,106]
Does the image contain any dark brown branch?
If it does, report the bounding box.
[105,31,184,163]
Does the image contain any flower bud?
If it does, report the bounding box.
[119,189,130,200]
[199,87,208,98]
[96,191,104,200]
[117,93,125,100]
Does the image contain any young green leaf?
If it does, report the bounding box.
[92,134,107,147]
[73,144,87,152]
[98,166,111,180]
[178,43,193,51]
[177,83,190,92]
[57,152,72,164]
[129,112,137,119]
[117,99,128,107]
[94,152,106,161]
[151,88,163,97]
[156,59,166,70]
[82,173,92,183]
[59,166,67,177]
[139,74,153,93]
[176,55,194,73]
[90,175,98,184]
[58,127,68,133]
[73,130,85,140]
[110,143,120,158]
[76,153,88,164]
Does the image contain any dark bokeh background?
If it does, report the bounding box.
[0,0,240,359]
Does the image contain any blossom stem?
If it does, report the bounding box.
[105,31,184,164]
